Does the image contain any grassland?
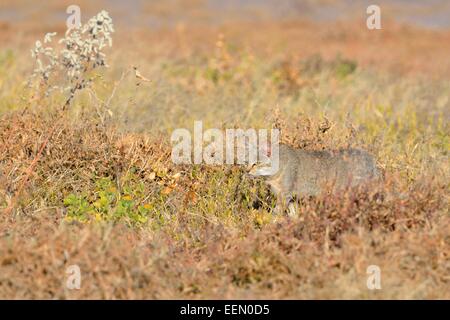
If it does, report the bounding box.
[0,2,449,299]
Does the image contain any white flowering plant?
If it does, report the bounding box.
[29,10,115,111]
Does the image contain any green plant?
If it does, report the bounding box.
[333,56,357,78]
[64,176,151,225]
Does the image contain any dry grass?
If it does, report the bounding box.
[0,208,448,299]
[0,2,449,299]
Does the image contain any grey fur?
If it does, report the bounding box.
[248,144,381,216]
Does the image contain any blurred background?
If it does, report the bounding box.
[2,0,450,29]
[2,0,450,80]
[1,0,449,132]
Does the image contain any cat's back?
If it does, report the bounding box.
[276,144,380,195]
